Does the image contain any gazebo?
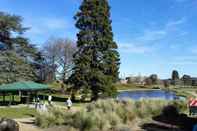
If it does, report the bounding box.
[0,81,49,105]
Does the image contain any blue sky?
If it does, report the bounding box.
[1,0,197,79]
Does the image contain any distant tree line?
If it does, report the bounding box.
[171,70,197,87]
[125,70,197,87]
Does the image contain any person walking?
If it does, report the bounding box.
[66,97,72,110]
[48,95,52,106]
[35,97,41,110]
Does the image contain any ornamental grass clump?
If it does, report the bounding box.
[36,99,187,131]
[169,100,187,113]
[134,99,168,119]
[36,112,56,128]
[35,107,66,128]
[115,100,137,124]
[71,109,98,131]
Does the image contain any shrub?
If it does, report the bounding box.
[35,112,56,128]
[36,99,186,131]
[72,110,96,131]
[169,100,187,113]
[133,99,167,119]
[35,107,66,128]
[161,105,179,117]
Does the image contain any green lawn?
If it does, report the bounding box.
[170,87,197,98]
[115,83,161,91]
[0,107,37,119]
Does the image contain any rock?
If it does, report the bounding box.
[0,118,19,131]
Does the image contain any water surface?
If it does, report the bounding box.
[117,90,179,100]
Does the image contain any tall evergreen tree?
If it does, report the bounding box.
[69,0,120,100]
[172,70,179,80]
[0,11,26,49]
[0,11,40,84]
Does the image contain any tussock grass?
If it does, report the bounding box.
[36,99,187,131]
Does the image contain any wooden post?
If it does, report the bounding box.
[43,93,45,103]
[19,91,22,103]
[9,93,11,106]
[27,91,30,106]
[35,91,37,109]
[12,93,14,104]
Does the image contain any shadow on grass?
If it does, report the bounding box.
[24,113,35,117]
[0,101,21,106]
[141,105,197,131]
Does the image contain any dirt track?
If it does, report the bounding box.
[15,118,42,131]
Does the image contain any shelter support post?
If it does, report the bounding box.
[12,93,14,103]
[27,92,30,105]
[3,92,5,104]
[9,93,11,106]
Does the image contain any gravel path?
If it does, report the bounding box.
[14,105,82,131]
[15,118,42,131]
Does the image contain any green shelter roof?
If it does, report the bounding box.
[0,81,49,92]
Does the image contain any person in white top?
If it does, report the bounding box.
[42,101,47,112]
[66,97,72,110]
[48,95,52,106]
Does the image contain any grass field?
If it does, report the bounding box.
[170,87,197,98]
[0,107,37,118]
[115,83,162,91]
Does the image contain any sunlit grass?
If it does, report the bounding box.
[0,107,37,118]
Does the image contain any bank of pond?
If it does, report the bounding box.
[117,90,186,101]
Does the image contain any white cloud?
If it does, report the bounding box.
[44,18,68,30]
[175,0,188,3]
[118,17,187,55]
[174,56,197,61]
[171,61,197,65]
[136,17,187,42]
[170,55,197,65]
[166,18,186,27]
[24,17,70,36]
[179,31,189,36]
[190,46,197,54]
[118,43,152,54]
[138,30,167,41]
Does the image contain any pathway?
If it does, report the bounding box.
[15,118,42,131]
[14,104,81,131]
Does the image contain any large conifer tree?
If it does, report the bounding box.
[69,0,120,100]
[0,11,40,84]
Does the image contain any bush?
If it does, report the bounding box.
[35,107,66,128]
[72,110,97,130]
[36,99,187,131]
[161,105,179,117]
[134,99,168,119]
[169,100,187,113]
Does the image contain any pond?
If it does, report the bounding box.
[117,90,184,100]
